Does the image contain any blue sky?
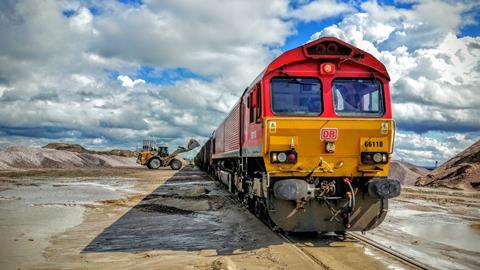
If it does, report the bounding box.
[0,0,479,165]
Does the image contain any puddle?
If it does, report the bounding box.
[402,222,480,252]
[0,176,137,269]
[370,199,480,270]
[0,178,135,206]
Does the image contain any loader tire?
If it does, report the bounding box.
[170,159,182,170]
[148,158,161,169]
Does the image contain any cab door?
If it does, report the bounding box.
[242,83,263,157]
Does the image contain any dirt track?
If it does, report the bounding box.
[1,166,478,269]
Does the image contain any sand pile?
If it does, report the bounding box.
[0,147,140,171]
[416,140,480,191]
[389,160,430,186]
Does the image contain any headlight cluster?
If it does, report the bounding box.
[271,150,297,163]
[361,152,388,164]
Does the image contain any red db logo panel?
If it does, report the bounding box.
[320,128,338,141]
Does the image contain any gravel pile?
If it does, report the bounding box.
[0,147,140,171]
[389,160,429,186]
[416,139,480,191]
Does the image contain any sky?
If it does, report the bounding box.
[0,0,479,166]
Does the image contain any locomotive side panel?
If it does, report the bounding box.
[224,102,241,154]
[213,123,224,157]
[212,102,241,159]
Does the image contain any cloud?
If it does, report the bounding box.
[288,0,354,22]
[88,0,294,83]
[394,131,478,166]
[117,75,145,88]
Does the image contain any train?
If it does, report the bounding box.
[195,37,400,233]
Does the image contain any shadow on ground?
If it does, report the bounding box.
[82,166,283,255]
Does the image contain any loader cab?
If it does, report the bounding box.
[142,139,158,151]
[157,146,169,157]
[142,139,169,155]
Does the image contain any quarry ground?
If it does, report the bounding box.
[0,166,479,270]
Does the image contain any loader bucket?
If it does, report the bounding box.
[187,139,200,150]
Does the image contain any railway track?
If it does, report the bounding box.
[279,231,436,270]
[346,232,435,270]
[276,232,331,269]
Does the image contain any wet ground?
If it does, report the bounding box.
[0,167,315,269]
[82,170,281,254]
[367,190,480,270]
[0,167,478,269]
[0,176,137,269]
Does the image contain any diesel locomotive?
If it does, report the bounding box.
[195,37,400,233]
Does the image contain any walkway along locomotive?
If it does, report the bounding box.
[195,37,400,233]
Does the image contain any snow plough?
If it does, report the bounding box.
[137,138,199,170]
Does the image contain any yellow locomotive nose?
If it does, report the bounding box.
[264,118,394,178]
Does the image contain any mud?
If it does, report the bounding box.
[136,203,198,214]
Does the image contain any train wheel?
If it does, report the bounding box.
[148,158,161,169]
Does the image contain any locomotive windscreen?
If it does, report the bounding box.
[270,77,322,116]
[332,79,384,116]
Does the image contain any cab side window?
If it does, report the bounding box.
[249,84,262,123]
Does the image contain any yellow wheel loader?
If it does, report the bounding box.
[136,139,200,170]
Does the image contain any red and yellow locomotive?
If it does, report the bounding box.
[195,37,400,233]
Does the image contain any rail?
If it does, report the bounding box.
[347,232,436,270]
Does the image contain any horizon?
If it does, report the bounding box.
[1,0,479,165]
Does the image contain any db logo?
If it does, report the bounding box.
[320,128,338,141]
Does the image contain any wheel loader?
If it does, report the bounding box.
[136,138,200,170]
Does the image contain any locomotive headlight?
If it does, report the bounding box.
[277,152,287,163]
[361,152,388,164]
[271,151,297,163]
[373,153,383,163]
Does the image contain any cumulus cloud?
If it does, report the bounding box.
[89,0,294,82]
[288,0,354,22]
[117,75,145,88]
[394,132,478,166]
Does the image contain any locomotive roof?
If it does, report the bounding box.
[264,36,390,81]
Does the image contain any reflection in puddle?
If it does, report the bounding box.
[402,223,480,252]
